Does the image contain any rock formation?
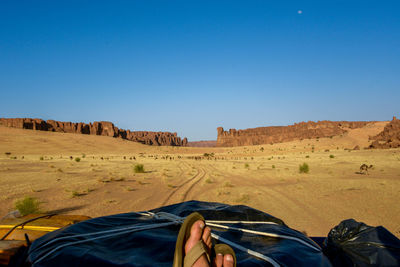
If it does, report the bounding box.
[216,120,372,147]
[368,116,400,149]
[0,118,187,146]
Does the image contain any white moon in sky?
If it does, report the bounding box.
[298,10,303,14]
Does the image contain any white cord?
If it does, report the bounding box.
[206,222,320,252]
[32,221,176,265]
[206,220,279,225]
[31,210,321,266]
[211,233,280,267]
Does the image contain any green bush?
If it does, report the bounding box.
[71,191,80,198]
[40,156,44,160]
[299,163,309,174]
[75,157,81,162]
[329,154,335,158]
[244,163,249,169]
[272,165,275,169]
[15,196,40,216]
[134,164,145,173]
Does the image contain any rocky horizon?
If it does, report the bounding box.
[216,119,399,148]
[0,118,188,147]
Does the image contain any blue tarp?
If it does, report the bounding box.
[25,201,400,266]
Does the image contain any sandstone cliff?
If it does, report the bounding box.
[369,116,400,149]
[0,118,188,146]
[216,120,373,147]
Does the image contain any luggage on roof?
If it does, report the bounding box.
[25,201,331,266]
[9,201,399,267]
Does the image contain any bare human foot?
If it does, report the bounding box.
[184,220,234,267]
[184,220,212,267]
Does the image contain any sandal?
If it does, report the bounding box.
[173,212,211,267]
[214,243,237,267]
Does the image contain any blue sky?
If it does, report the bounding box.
[1,1,399,140]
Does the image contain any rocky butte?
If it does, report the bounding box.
[0,118,188,146]
[369,116,400,149]
[216,120,375,147]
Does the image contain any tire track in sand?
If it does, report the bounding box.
[204,162,329,231]
[160,163,206,206]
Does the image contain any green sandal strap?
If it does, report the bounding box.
[183,241,209,267]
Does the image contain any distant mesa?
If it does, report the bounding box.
[0,118,188,146]
[368,116,400,149]
[216,120,383,147]
[187,140,217,147]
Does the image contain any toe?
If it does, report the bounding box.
[184,220,205,254]
[202,227,212,253]
[223,254,234,267]
[213,253,223,267]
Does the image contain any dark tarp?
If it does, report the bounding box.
[26,201,331,266]
[323,219,400,267]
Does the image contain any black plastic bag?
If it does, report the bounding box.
[323,219,400,267]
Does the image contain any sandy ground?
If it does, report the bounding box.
[0,123,399,238]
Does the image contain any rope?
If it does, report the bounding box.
[30,211,321,266]
[1,213,57,240]
[0,225,60,232]
[32,221,176,265]
[211,233,280,267]
[206,220,279,225]
[206,222,320,252]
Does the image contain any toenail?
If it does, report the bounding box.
[217,253,223,256]
[199,221,205,229]
[226,255,233,262]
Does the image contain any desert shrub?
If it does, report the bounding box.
[244,163,249,169]
[71,191,80,198]
[134,164,145,173]
[205,178,213,184]
[305,155,310,158]
[329,154,335,158]
[272,165,275,169]
[75,157,81,162]
[82,153,86,158]
[299,163,309,173]
[224,182,234,187]
[15,196,40,216]
[39,156,44,160]
[5,152,11,156]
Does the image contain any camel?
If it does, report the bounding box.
[359,164,373,175]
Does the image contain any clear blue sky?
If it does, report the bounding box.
[1,1,399,141]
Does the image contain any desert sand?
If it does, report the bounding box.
[0,122,399,238]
